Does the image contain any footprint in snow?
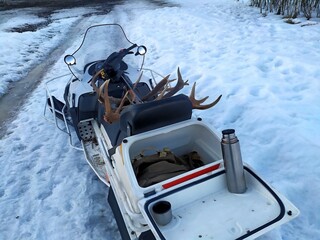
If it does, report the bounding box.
[292,83,309,92]
[30,144,42,152]
[256,63,269,73]
[36,166,51,175]
[274,59,283,68]
[24,160,37,171]
[37,190,53,200]
[224,105,244,124]
[12,143,27,155]
[7,175,31,198]
[31,126,39,133]
[20,232,32,238]
[0,188,5,198]
[249,85,262,97]
[63,201,73,212]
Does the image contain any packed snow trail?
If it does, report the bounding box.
[0,5,117,137]
[0,0,320,239]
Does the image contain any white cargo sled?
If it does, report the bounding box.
[44,24,299,240]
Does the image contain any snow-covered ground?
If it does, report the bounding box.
[1,0,320,239]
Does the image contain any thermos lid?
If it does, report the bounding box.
[222,129,235,135]
[221,129,238,143]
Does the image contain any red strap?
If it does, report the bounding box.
[162,163,221,189]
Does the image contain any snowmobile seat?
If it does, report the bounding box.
[120,94,192,136]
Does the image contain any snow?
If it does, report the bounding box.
[0,6,103,96]
[1,0,320,239]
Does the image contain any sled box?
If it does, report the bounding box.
[118,119,223,212]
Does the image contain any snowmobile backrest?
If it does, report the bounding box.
[133,82,151,100]
[78,92,99,121]
[120,94,192,136]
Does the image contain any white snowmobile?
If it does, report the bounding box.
[44,23,299,240]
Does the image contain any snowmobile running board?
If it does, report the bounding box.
[79,119,110,186]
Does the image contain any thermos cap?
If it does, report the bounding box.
[222,129,235,135]
[221,129,238,144]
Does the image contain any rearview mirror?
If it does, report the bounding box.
[136,46,147,56]
[64,55,76,65]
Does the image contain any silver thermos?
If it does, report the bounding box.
[221,129,247,194]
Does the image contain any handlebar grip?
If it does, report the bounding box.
[127,44,137,52]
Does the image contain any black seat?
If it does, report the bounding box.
[120,94,192,136]
[78,92,99,121]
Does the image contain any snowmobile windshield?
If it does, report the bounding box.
[66,23,143,80]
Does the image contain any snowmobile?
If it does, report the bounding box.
[44,23,299,240]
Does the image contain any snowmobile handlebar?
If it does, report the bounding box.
[104,44,137,69]
[100,44,138,81]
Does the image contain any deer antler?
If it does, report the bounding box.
[91,71,144,124]
[102,80,129,124]
[141,74,170,101]
[189,82,222,109]
[159,67,189,99]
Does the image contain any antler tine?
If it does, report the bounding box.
[126,89,136,104]
[189,82,222,110]
[90,69,105,101]
[156,83,169,100]
[102,80,113,123]
[162,67,189,99]
[115,91,129,114]
[141,74,170,101]
[189,82,208,104]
